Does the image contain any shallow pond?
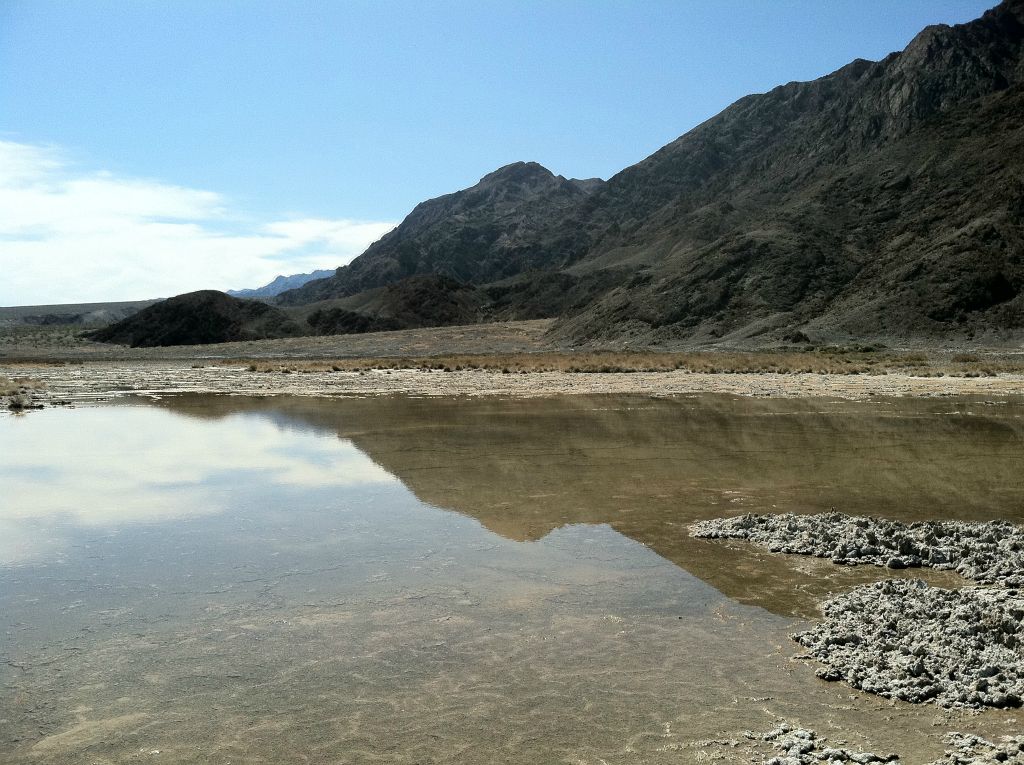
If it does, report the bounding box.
[2,394,1023,763]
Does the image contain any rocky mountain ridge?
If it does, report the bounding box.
[274,0,1024,348]
[277,162,604,305]
[91,1,1024,348]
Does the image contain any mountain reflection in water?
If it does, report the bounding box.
[3,393,1023,764]
[153,392,1024,615]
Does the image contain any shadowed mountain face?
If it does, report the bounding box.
[86,291,305,347]
[277,162,604,306]
[301,275,491,333]
[278,1,1024,347]
[552,2,1024,346]
[153,393,1024,617]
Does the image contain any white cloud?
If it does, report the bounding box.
[0,140,397,305]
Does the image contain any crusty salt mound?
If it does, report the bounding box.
[928,732,1024,765]
[691,513,1024,709]
[690,512,1024,587]
[794,580,1023,709]
[758,722,898,764]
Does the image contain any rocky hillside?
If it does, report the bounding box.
[301,275,490,335]
[277,0,1024,348]
[551,0,1024,345]
[87,291,305,347]
[277,162,603,305]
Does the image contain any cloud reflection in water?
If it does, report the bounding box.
[0,405,396,564]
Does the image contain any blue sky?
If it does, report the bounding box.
[0,0,996,304]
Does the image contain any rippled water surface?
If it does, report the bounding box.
[2,394,1023,763]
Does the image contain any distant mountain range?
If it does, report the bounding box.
[0,300,160,328]
[227,269,336,299]
[95,0,1024,348]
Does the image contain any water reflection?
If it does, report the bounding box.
[2,394,1023,764]
[151,393,1024,614]
[0,406,395,564]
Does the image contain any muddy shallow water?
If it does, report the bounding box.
[2,394,1023,763]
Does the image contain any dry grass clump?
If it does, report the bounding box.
[0,375,45,395]
[221,350,880,376]
[216,348,1024,377]
[1,375,46,410]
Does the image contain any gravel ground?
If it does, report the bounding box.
[0,319,557,361]
[4,360,1024,405]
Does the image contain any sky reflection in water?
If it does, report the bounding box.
[2,395,1023,764]
[0,405,395,565]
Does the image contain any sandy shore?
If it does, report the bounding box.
[6,359,1024,406]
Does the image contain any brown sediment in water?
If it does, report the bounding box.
[3,394,1024,764]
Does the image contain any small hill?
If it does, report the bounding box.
[227,269,335,299]
[86,291,305,347]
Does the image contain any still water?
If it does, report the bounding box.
[2,394,1023,763]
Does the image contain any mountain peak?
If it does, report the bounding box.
[478,161,555,186]
[227,269,335,298]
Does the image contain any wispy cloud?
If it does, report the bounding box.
[0,140,397,305]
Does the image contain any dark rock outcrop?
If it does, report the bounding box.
[87,291,305,347]
[301,275,490,334]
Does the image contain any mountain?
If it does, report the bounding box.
[276,162,604,305]
[227,269,335,299]
[86,291,305,347]
[276,0,1024,348]
[550,0,1024,346]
